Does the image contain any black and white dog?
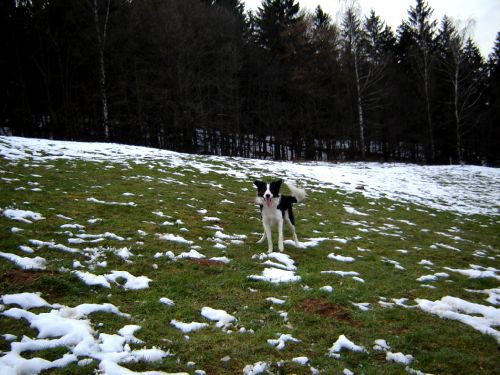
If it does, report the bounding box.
[254,179,306,252]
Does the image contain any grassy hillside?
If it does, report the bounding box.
[0,138,498,374]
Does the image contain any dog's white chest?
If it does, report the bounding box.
[261,207,282,225]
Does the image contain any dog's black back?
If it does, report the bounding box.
[277,195,298,225]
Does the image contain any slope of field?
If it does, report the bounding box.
[0,136,498,374]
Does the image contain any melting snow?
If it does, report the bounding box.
[415,296,500,342]
[200,307,236,329]
[2,208,45,223]
[0,293,167,374]
[267,333,300,350]
[73,270,151,290]
[248,268,301,284]
[386,351,414,365]
[159,298,175,307]
[0,252,47,270]
[156,233,194,245]
[243,361,269,375]
[0,292,53,310]
[327,335,367,358]
[249,253,301,283]
[170,320,208,333]
[1,136,499,215]
[444,266,499,280]
[328,253,355,262]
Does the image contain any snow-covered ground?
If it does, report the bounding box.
[0,136,499,374]
[1,136,498,216]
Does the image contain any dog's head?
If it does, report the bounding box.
[254,179,282,208]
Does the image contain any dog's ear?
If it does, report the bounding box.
[271,179,283,188]
[254,180,265,189]
[269,179,282,195]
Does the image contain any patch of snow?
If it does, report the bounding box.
[0,294,165,375]
[328,253,355,262]
[444,266,499,280]
[291,356,309,365]
[29,239,79,253]
[344,206,369,216]
[105,271,151,290]
[418,259,434,266]
[170,320,208,333]
[1,293,52,310]
[352,302,371,311]
[87,197,136,207]
[267,333,300,350]
[320,285,333,293]
[73,271,111,288]
[415,296,500,342]
[242,361,269,375]
[416,273,449,282]
[0,252,46,270]
[177,249,205,259]
[248,268,301,283]
[2,208,45,223]
[373,339,391,352]
[465,288,500,305]
[156,233,193,245]
[386,351,414,365]
[327,335,367,358]
[266,297,286,305]
[202,216,220,222]
[201,307,236,329]
[159,298,175,307]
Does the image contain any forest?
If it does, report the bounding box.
[1,0,499,165]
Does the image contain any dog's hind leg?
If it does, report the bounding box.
[285,210,300,247]
[278,219,284,252]
[288,220,299,246]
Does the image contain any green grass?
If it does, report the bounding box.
[0,155,499,374]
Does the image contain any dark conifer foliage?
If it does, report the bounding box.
[1,0,498,165]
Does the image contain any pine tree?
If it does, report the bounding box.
[314,5,330,30]
[256,0,300,53]
[405,0,438,162]
[485,32,500,164]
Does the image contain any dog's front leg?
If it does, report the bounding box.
[278,219,284,252]
[263,222,273,253]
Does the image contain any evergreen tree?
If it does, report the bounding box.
[405,0,438,162]
[314,5,330,30]
[256,0,300,53]
[1,0,497,165]
[483,32,500,164]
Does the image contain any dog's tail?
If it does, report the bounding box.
[285,182,306,203]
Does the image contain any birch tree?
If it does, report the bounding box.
[341,2,367,158]
[439,17,484,163]
[92,0,110,140]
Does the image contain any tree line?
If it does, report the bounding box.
[1,0,499,165]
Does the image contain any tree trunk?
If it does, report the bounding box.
[454,65,462,164]
[354,51,366,159]
[423,53,435,163]
[93,0,110,141]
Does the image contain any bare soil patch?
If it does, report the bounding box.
[296,298,358,326]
